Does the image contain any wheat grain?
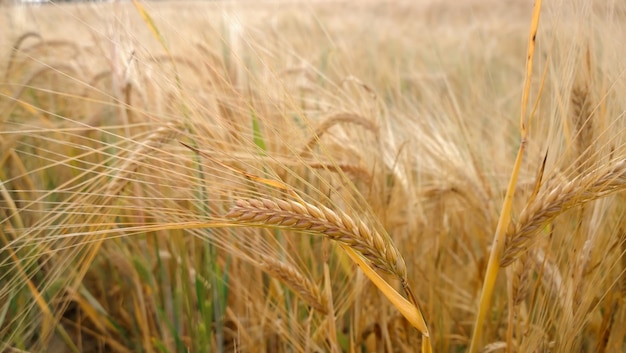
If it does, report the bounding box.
[501,159,626,267]
[225,198,408,281]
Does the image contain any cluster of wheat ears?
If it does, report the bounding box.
[1,0,626,352]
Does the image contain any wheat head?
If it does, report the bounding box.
[225,198,408,282]
[255,254,328,315]
[501,159,626,267]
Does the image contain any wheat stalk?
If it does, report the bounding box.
[225,198,407,281]
[619,229,626,300]
[501,159,626,267]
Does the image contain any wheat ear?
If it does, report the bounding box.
[571,44,595,175]
[501,159,626,267]
[255,254,328,314]
[106,122,178,196]
[226,198,407,281]
[571,84,595,175]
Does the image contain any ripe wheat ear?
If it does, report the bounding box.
[226,198,408,281]
[501,159,626,267]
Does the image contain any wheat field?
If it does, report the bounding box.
[1,0,626,352]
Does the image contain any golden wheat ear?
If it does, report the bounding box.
[226,198,407,279]
[501,158,626,267]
